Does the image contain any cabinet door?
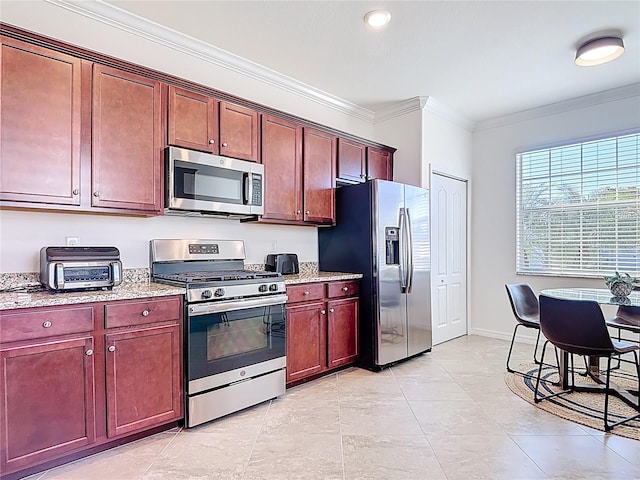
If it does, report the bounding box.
[261,114,303,222]
[303,128,336,224]
[92,64,162,213]
[0,37,83,206]
[219,101,259,162]
[337,138,366,183]
[168,86,218,153]
[0,337,96,474]
[105,323,182,438]
[367,146,393,181]
[327,297,359,369]
[286,301,326,384]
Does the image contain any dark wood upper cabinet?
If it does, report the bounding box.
[0,37,84,206]
[303,128,336,224]
[367,146,393,181]
[261,114,303,222]
[219,101,259,162]
[167,86,218,154]
[337,138,367,183]
[92,64,163,213]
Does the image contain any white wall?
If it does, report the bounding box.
[0,210,318,273]
[471,94,640,341]
[0,1,377,274]
[374,108,424,187]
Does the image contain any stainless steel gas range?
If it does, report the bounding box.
[150,239,287,428]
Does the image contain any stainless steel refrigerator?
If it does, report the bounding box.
[319,179,431,370]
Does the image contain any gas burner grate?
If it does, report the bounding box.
[154,270,280,284]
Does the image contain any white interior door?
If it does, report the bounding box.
[431,173,468,345]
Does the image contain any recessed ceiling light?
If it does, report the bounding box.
[575,36,625,66]
[364,10,391,28]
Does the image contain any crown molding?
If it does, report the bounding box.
[45,0,376,123]
[375,96,475,131]
[475,83,640,132]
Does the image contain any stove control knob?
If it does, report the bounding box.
[259,284,268,293]
[214,288,225,297]
[201,290,213,299]
[269,284,278,292]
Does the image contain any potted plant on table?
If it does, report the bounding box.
[604,271,639,297]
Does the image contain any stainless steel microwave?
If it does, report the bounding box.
[165,146,264,218]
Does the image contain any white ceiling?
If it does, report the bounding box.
[106,0,640,124]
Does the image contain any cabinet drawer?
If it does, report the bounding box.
[0,306,94,343]
[105,297,181,329]
[328,280,359,299]
[286,283,325,303]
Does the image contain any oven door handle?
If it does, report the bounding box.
[188,294,289,316]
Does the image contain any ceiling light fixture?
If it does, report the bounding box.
[575,36,625,66]
[364,9,391,28]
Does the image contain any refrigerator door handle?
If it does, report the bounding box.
[406,207,414,293]
[399,208,408,293]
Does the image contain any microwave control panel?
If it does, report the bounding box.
[251,174,263,206]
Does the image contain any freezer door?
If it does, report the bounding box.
[405,184,432,356]
[374,180,408,366]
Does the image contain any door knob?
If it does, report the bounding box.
[209,139,215,144]
[108,345,116,352]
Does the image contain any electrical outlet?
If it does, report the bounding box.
[66,236,79,246]
[270,240,277,252]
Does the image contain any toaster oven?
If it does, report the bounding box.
[40,246,123,291]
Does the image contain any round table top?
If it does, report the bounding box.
[540,288,640,307]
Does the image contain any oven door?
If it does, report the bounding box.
[186,294,287,394]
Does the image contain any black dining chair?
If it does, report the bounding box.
[535,295,640,431]
[607,306,640,370]
[505,284,543,375]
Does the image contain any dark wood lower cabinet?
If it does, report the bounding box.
[0,296,183,479]
[0,336,96,474]
[285,280,359,386]
[105,323,182,438]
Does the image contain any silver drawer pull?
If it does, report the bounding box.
[342,286,348,291]
[85,349,93,356]
[43,321,52,328]
[320,310,326,315]
[303,291,310,296]
[329,308,335,313]
[142,310,150,317]
[108,345,116,352]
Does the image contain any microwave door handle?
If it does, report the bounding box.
[243,172,251,205]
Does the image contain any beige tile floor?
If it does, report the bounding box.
[25,335,640,480]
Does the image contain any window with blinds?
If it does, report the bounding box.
[516,132,639,278]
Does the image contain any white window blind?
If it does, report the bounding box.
[516,132,639,278]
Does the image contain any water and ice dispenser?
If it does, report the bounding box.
[385,226,399,265]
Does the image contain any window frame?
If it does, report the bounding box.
[515,130,639,279]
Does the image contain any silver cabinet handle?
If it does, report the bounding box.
[108,345,116,352]
[93,191,100,197]
[303,291,310,296]
[320,310,326,315]
[296,210,301,214]
[329,308,334,313]
[72,189,79,195]
[222,142,228,147]
[342,286,348,291]
[209,139,215,144]
[142,310,150,317]
[43,321,52,328]
[305,210,310,215]
[85,349,94,356]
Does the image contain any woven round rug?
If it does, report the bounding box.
[505,363,640,441]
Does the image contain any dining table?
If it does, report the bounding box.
[540,287,639,410]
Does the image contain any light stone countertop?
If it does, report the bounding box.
[0,270,361,311]
[282,271,363,285]
[0,282,185,311]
